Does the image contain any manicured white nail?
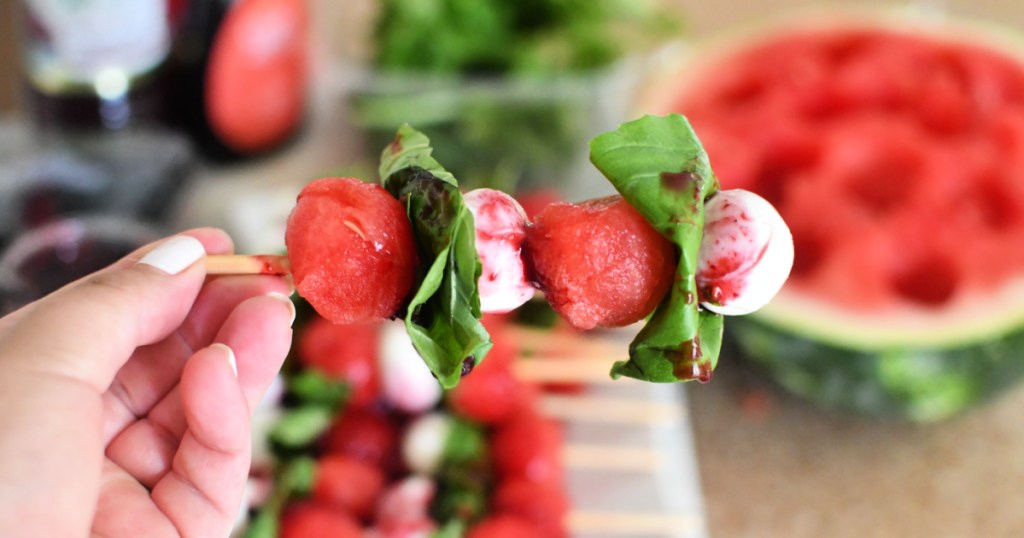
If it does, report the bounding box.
[267,292,297,326]
[137,236,206,275]
[211,343,237,377]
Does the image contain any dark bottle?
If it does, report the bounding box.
[19,0,175,131]
[166,0,311,162]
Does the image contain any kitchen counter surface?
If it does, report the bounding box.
[688,356,1024,537]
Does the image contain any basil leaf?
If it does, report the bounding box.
[287,370,350,410]
[431,520,467,538]
[589,114,724,382]
[380,125,493,389]
[268,406,334,449]
[442,418,487,466]
[242,457,316,537]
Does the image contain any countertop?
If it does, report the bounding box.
[689,357,1024,537]
[4,1,1024,537]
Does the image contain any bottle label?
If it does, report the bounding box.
[25,0,171,90]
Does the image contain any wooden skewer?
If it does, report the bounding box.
[539,394,683,425]
[567,511,704,536]
[514,356,629,384]
[562,443,662,472]
[510,324,627,358]
[205,254,291,276]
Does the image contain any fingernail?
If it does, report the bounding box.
[267,292,297,326]
[137,236,206,275]
[211,343,237,377]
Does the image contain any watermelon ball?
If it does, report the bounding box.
[697,189,794,316]
[285,177,418,324]
[523,195,676,330]
[463,188,535,313]
[280,502,362,538]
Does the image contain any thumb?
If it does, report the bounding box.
[1,234,210,393]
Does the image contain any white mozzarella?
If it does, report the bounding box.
[463,188,535,313]
[697,189,794,316]
[379,320,443,413]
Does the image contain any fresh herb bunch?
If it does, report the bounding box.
[372,0,676,75]
[350,0,680,193]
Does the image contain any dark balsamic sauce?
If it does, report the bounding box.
[460,356,476,377]
[668,337,712,383]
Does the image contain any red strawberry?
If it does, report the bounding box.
[491,413,565,485]
[280,502,362,538]
[297,316,381,407]
[466,515,546,538]
[492,478,571,538]
[312,454,385,520]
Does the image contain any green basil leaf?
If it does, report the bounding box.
[431,520,467,538]
[380,125,492,389]
[287,370,350,410]
[589,114,724,382]
[268,406,334,449]
[442,417,487,466]
[242,457,316,537]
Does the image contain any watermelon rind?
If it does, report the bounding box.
[729,284,1024,420]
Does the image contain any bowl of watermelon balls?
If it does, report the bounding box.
[638,6,1024,421]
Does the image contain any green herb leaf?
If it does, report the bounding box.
[268,406,334,449]
[380,125,493,389]
[589,114,723,382]
[287,370,350,409]
[242,457,317,537]
[443,418,487,465]
[432,520,467,538]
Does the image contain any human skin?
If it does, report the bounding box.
[0,228,295,538]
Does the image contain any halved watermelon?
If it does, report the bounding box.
[639,9,1024,421]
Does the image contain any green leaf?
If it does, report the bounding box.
[589,114,724,382]
[279,456,318,495]
[268,406,334,449]
[242,511,277,538]
[443,418,487,465]
[287,370,350,409]
[242,457,317,537]
[380,125,493,389]
[432,520,467,538]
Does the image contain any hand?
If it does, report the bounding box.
[0,229,295,538]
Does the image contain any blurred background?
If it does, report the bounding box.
[3,1,1024,537]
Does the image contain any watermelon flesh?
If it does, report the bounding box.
[523,195,677,330]
[285,177,418,324]
[677,28,1024,312]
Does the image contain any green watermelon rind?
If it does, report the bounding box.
[729,312,1024,422]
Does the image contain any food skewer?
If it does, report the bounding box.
[538,394,683,425]
[567,511,704,536]
[205,254,291,276]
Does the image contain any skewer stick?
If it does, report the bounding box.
[514,357,629,384]
[510,325,626,358]
[539,394,683,425]
[567,511,704,536]
[205,254,291,276]
[563,444,662,472]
